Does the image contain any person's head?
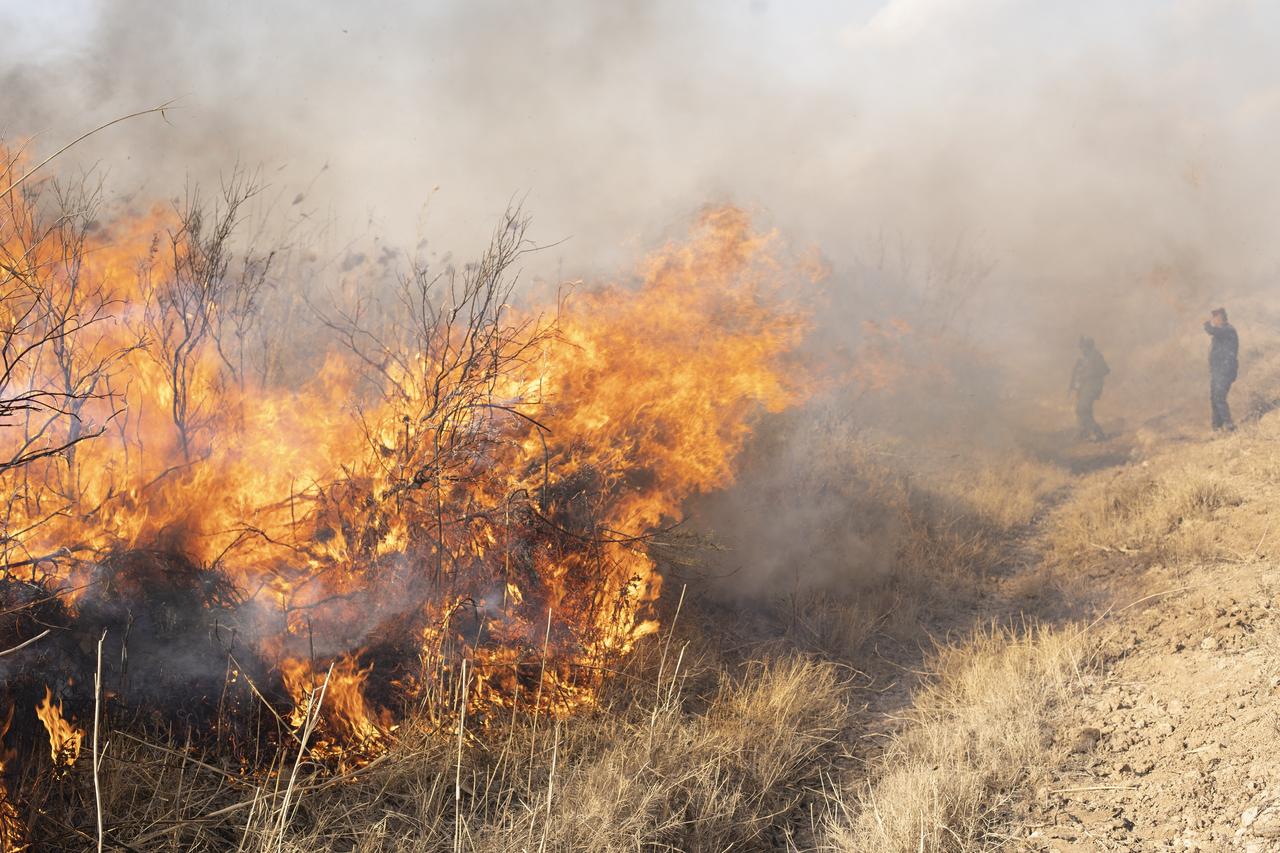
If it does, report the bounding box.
[1079,336,1095,353]
[1211,307,1228,327]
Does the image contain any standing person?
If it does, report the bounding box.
[1069,336,1110,441]
[1204,307,1239,432]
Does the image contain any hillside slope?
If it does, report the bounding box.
[1015,413,1280,851]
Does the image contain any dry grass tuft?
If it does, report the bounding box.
[1049,466,1242,568]
[820,626,1091,853]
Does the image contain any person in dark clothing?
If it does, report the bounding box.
[1069,336,1110,441]
[1204,307,1239,431]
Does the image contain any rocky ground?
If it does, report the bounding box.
[1009,416,1280,851]
[1021,558,1280,851]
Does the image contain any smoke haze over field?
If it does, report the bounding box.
[6,0,1280,400]
[13,8,1280,846]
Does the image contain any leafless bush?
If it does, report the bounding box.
[139,168,274,459]
[0,152,140,564]
[315,206,557,583]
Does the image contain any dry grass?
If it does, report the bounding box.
[1041,397,1280,580]
[938,454,1069,531]
[16,430,1083,851]
[25,650,850,851]
[27,587,1050,853]
[1048,458,1245,570]
[820,626,1091,853]
[889,447,1067,587]
[691,414,1069,674]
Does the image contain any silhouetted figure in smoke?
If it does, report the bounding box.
[1205,307,1239,432]
[1069,336,1109,441]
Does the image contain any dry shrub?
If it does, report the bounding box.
[821,626,1089,853]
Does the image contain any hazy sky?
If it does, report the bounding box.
[5,0,1280,346]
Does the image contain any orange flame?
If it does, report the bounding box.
[34,688,83,767]
[281,657,389,750]
[0,706,24,851]
[1,145,818,743]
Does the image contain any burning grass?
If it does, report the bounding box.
[0,139,1100,850]
[0,407,1082,850]
[0,140,836,846]
[12,636,851,851]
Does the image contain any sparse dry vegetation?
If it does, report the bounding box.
[1049,468,1241,566]
[24,647,851,851]
[0,126,1215,853]
[821,627,1091,853]
[5,386,1087,850]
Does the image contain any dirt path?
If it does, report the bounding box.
[1014,557,1280,852]
[1005,418,1280,852]
[853,421,1280,851]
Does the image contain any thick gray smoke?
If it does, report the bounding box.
[9,2,1278,302]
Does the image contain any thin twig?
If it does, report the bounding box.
[1254,517,1273,558]
[0,627,49,657]
[454,659,468,853]
[93,629,107,853]
[1049,785,1137,795]
[275,663,332,850]
[1,104,177,198]
[537,719,560,853]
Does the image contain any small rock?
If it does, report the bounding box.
[1201,636,1219,651]
[1155,721,1175,736]
[1071,726,1102,754]
[1243,806,1260,828]
[1252,806,1280,838]
[1168,699,1185,715]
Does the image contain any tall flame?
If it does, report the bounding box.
[1,149,817,745]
